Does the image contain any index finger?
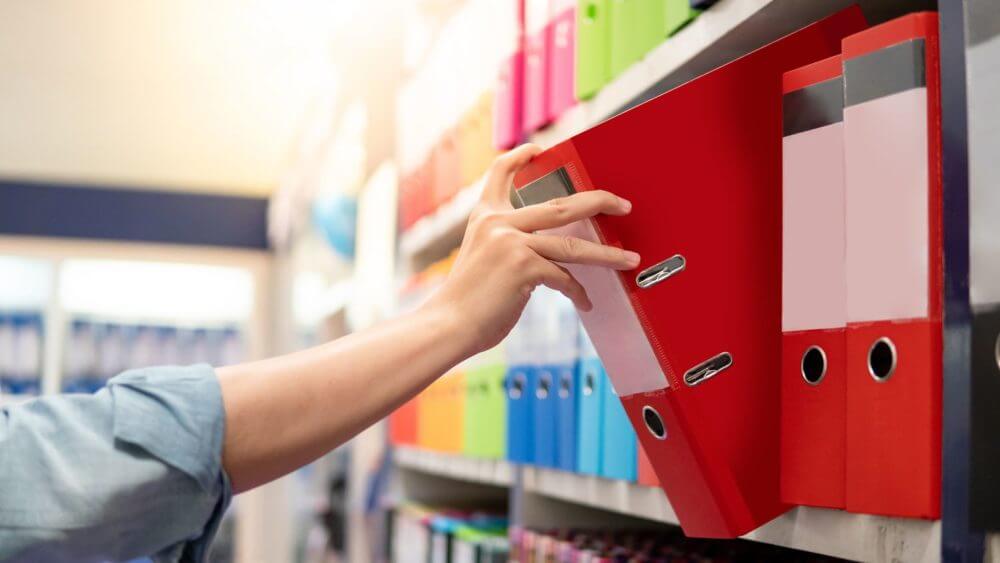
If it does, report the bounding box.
[508,189,632,232]
[481,144,543,206]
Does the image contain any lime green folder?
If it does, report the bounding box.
[665,0,699,36]
[609,0,643,78]
[576,0,611,100]
[639,0,668,58]
[462,346,507,459]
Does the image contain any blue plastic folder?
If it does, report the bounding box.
[505,304,535,464]
[575,327,605,475]
[553,294,581,472]
[533,365,559,468]
[531,288,574,469]
[600,374,638,481]
[506,368,535,464]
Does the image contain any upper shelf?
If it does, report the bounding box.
[393,447,943,563]
[400,0,900,261]
[530,0,876,147]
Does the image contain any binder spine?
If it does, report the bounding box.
[842,13,942,518]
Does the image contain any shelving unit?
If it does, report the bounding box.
[386,1,998,562]
[393,447,949,563]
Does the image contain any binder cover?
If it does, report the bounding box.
[576,0,611,100]
[432,130,462,207]
[506,367,535,463]
[639,0,667,57]
[665,0,698,37]
[609,0,642,78]
[601,376,638,481]
[533,364,559,467]
[576,329,605,475]
[524,0,553,132]
[638,444,659,486]
[494,0,526,149]
[842,13,942,519]
[458,93,500,187]
[513,7,866,536]
[779,54,847,509]
[548,0,577,119]
[391,396,420,447]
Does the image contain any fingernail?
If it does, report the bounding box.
[625,251,641,266]
[619,197,632,212]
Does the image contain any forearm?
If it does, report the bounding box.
[217,303,473,493]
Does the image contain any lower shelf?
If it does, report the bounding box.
[392,446,946,563]
[393,446,513,487]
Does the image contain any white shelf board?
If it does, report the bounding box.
[521,465,679,526]
[745,507,940,563]
[531,0,862,148]
[393,446,514,487]
[522,465,943,563]
[399,178,484,261]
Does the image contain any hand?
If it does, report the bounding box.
[425,144,639,355]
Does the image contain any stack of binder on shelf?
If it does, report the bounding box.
[394,6,954,540]
[514,7,868,537]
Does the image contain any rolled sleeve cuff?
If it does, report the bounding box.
[108,364,227,493]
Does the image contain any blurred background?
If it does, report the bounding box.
[1,0,993,562]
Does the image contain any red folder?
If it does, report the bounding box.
[513,7,866,537]
[390,396,420,446]
[637,445,659,487]
[842,13,942,519]
[779,55,847,509]
[432,129,463,207]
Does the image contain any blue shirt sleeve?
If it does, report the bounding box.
[0,365,232,563]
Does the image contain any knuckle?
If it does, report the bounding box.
[547,197,571,218]
[560,236,580,259]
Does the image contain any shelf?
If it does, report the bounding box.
[392,447,944,562]
[399,179,484,267]
[521,466,679,526]
[745,508,940,563]
[531,0,877,149]
[393,446,514,487]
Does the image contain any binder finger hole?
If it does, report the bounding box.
[800,346,827,385]
[536,373,551,399]
[583,372,596,396]
[868,338,897,382]
[558,374,572,399]
[509,374,526,399]
[642,406,667,440]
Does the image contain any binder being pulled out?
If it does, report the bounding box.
[513,7,866,537]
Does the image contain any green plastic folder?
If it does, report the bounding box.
[665,0,699,36]
[463,348,507,459]
[609,0,642,78]
[639,0,668,58]
[576,0,611,100]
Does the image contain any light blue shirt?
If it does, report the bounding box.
[0,365,231,562]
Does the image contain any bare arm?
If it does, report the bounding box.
[218,144,639,493]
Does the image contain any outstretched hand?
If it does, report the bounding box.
[427,143,639,355]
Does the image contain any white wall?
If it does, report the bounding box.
[0,0,342,196]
